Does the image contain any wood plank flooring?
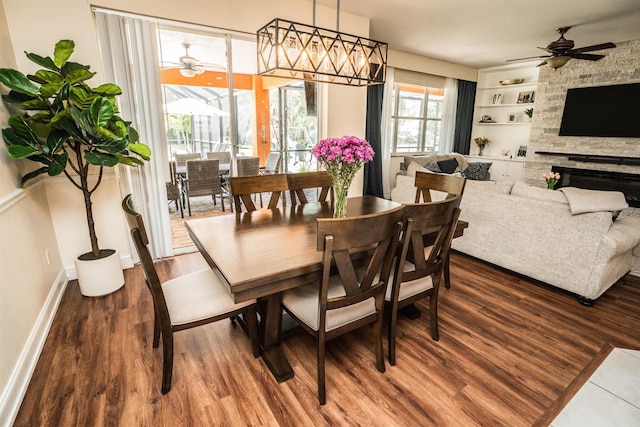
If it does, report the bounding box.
[13,251,640,426]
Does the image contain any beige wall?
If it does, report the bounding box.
[524,39,640,183]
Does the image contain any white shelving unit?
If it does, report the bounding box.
[466,155,525,182]
[471,62,539,163]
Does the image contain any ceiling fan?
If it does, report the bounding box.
[507,27,616,69]
[162,43,225,77]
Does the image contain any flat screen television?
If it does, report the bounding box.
[559,82,640,138]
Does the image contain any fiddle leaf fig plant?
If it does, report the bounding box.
[0,40,151,260]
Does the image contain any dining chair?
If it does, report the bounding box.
[174,153,201,168]
[206,151,231,164]
[287,170,334,206]
[166,160,184,218]
[229,174,289,212]
[386,195,461,366]
[121,194,259,394]
[184,159,226,214]
[281,206,404,404]
[234,156,260,177]
[413,171,466,289]
[260,152,282,175]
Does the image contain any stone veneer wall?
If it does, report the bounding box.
[523,39,640,188]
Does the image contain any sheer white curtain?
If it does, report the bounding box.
[439,78,458,154]
[94,10,174,258]
[379,67,395,199]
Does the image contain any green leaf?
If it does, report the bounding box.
[128,126,140,144]
[114,154,144,166]
[7,144,41,158]
[24,121,51,139]
[69,85,91,107]
[128,143,151,161]
[95,138,128,154]
[93,83,122,96]
[85,150,118,167]
[39,82,64,98]
[51,84,70,112]
[20,98,51,110]
[0,68,39,97]
[31,70,63,84]
[3,90,37,106]
[90,97,114,128]
[61,62,90,77]
[48,152,68,175]
[8,115,41,147]
[53,40,74,68]
[20,167,49,187]
[95,125,117,140]
[25,52,58,71]
[65,69,96,85]
[47,129,68,153]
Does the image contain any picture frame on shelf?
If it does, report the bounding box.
[490,93,503,104]
[517,91,535,104]
[508,112,517,123]
[517,146,528,157]
[500,150,510,157]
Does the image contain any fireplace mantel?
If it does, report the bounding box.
[535,151,640,166]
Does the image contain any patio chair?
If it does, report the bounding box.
[184,159,226,214]
[166,160,184,218]
[260,152,282,175]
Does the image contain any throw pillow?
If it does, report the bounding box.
[462,162,492,181]
[426,162,442,173]
[437,158,459,174]
[406,161,430,177]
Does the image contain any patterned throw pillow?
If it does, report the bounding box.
[426,162,442,173]
[462,162,492,180]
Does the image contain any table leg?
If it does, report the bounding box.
[259,293,294,382]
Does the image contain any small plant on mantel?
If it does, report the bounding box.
[0,40,151,262]
[524,108,534,119]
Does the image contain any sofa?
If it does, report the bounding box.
[391,174,640,304]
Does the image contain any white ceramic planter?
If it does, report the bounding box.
[75,249,125,297]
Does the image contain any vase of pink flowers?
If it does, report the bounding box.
[310,136,375,217]
[543,171,561,189]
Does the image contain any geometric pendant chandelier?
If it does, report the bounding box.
[256,1,388,86]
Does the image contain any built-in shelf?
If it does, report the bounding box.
[477,103,533,108]
[478,122,531,126]
[480,82,538,90]
[535,151,640,166]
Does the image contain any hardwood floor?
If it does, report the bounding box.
[13,252,640,426]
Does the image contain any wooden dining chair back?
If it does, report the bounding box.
[121,194,259,394]
[281,206,404,404]
[287,171,334,206]
[413,170,466,289]
[260,152,282,175]
[174,153,201,168]
[166,161,184,218]
[386,195,461,365]
[414,171,466,203]
[185,159,226,214]
[229,174,289,212]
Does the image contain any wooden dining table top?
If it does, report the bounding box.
[185,196,403,303]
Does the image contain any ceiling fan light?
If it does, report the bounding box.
[180,67,198,78]
[547,56,571,69]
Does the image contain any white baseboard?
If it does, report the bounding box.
[0,269,68,427]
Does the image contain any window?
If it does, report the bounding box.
[391,83,444,154]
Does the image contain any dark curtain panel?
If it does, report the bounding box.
[364,82,384,197]
[453,80,477,154]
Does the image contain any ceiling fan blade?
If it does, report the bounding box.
[570,42,616,54]
[506,54,550,62]
[566,53,606,61]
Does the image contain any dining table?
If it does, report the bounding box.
[185,196,468,382]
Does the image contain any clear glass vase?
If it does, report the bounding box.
[334,185,348,218]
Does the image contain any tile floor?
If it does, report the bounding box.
[550,348,640,426]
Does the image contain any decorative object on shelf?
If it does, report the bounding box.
[474,137,490,156]
[499,79,525,85]
[491,93,503,104]
[256,0,388,86]
[508,112,517,123]
[543,171,561,190]
[500,150,511,157]
[517,146,528,157]
[0,40,152,296]
[517,91,535,103]
[310,136,374,217]
[524,108,534,118]
[479,115,495,123]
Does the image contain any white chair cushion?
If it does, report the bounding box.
[282,276,376,332]
[384,261,434,302]
[162,269,255,326]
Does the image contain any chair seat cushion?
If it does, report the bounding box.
[162,269,255,326]
[384,261,434,302]
[282,276,376,332]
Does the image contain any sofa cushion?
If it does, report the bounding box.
[465,179,514,194]
[462,162,492,181]
[511,182,568,204]
[426,162,442,173]
[406,161,431,177]
[559,187,629,214]
[437,158,459,174]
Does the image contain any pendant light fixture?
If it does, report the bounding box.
[256,0,387,86]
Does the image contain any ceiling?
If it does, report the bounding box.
[315,0,640,69]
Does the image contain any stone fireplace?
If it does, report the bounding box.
[552,166,640,208]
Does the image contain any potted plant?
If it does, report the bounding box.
[0,40,151,296]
